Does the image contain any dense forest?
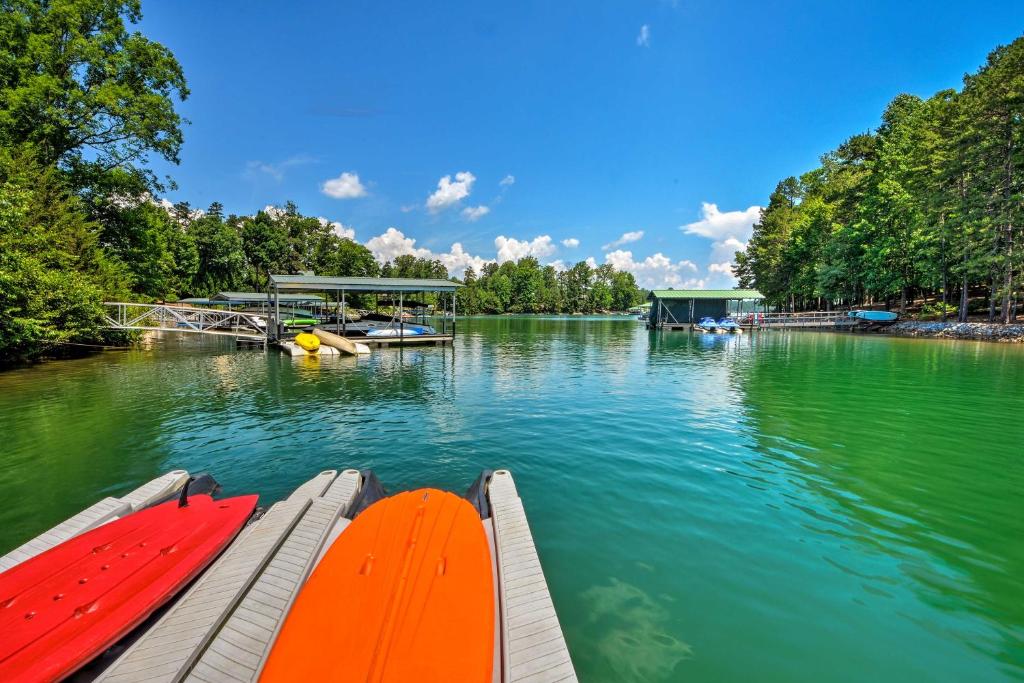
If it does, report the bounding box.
[735,36,1024,323]
[0,0,642,362]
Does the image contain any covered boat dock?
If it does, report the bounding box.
[268,275,461,347]
[647,289,765,330]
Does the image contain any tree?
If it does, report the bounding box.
[0,0,188,191]
[0,148,126,361]
[187,203,244,296]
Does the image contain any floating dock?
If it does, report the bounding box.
[2,468,576,682]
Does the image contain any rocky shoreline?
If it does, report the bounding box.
[887,321,1024,343]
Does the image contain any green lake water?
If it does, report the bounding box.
[0,317,1022,682]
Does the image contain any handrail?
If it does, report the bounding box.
[102,302,268,341]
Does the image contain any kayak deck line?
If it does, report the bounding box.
[490,470,577,682]
[0,470,191,573]
[97,469,361,683]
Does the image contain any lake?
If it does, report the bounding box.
[0,317,1021,682]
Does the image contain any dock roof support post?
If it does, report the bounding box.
[452,290,457,338]
[273,284,281,340]
[341,290,346,335]
[399,291,404,342]
[336,289,340,335]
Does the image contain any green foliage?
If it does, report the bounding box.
[455,258,643,315]
[0,0,188,185]
[0,149,124,361]
[739,36,1024,322]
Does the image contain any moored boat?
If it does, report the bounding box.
[0,483,257,682]
[717,317,742,333]
[849,310,899,322]
[697,316,718,332]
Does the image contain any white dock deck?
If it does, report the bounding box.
[99,469,361,683]
[489,470,578,682]
[0,470,190,572]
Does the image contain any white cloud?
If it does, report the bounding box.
[262,204,287,219]
[681,202,762,288]
[365,227,432,262]
[494,235,557,263]
[548,259,567,272]
[400,205,417,213]
[561,237,580,248]
[321,172,368,199]
[318,217,355,240]
[637,24,650,47]
[442,242,492,276]
[585,256,598,269]
[462,205,490,222]
[602,230,645,250]
[710,236,747,263]
[604,249,701,290]
[681,202,760,241]
[499,175,516,187]
[363,227,491,278]
[426,171,476,212]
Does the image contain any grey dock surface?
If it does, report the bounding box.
[0,470,191,572]
[490,470,577,682]
[98,469,361,683]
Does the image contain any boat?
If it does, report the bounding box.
[259,470,575,682]
[697,316,718,332]
[717,317,742,333]
[848,310,898,322]
[261,488,493,681]
[49,469,574,681]
[0,470,191,573]
[312,328,371,355]
[366,326,428,337]
[0,484,257,682]
[294,332,320,352]
[281,317,319,327]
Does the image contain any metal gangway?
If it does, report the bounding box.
[744,311,858,329]
[103,302,268,343]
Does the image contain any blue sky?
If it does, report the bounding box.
[140,1,1024,288]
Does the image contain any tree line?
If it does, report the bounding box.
[457,259,642,314]
[735,35,1024,323]
[0,0,644,362]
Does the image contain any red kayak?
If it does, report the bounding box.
[0,492,257,682]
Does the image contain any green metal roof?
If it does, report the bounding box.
[648,289,763,300]
[269,275,461,293]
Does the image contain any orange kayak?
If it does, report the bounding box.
[260,488,494,682]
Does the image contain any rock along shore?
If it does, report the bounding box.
[888,321,1024,343]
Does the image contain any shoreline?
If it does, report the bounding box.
[884,321,1024,343]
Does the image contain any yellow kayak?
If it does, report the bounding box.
[294,332,320,352]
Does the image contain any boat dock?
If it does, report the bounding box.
[3,469,576,682]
